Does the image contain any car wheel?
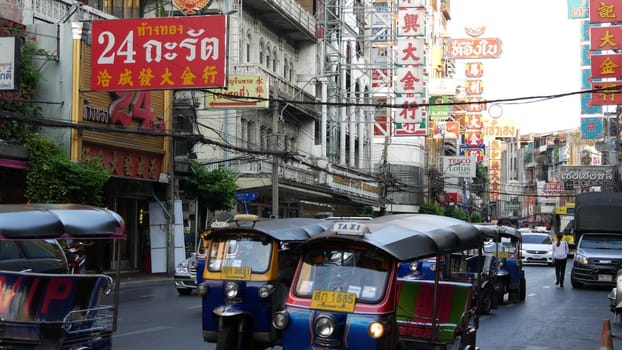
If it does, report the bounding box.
[177,288,192,295]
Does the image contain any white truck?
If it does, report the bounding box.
[570,192,622,288]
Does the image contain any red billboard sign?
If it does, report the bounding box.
[590,26,622,51]
[589,0,622,23]
[592,82,622,105]
[91,16,227,91]
[591,53,622,79]
[444,38,503,59]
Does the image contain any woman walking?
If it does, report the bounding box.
[552,232,569,287]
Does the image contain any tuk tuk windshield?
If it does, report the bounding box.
[207,236,273,274]
[294,248,390,303]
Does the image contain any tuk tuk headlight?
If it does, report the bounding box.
[224,282,239,299]
[197,282,209,297]
[259,284,275,298]
[314,314,336,338]
[409,262,419,273]
[272,310,289,330]
[429,262,436,272]
[368,321,386,339]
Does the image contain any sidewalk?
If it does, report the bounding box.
[108,271,173,285]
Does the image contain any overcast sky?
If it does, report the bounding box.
[447,0,584,135]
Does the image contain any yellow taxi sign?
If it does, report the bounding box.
[332,222,370,236]
[310,290,356,312]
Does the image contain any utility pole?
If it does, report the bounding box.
[271,84,280,218]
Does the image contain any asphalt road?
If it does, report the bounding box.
[110,260,618,349]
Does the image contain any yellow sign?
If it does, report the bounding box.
[222,266,252,280]
[205,75,269,109]
[310,290,357,312]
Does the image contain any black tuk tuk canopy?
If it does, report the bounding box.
[305,214,483,261]
[0,204,125,240]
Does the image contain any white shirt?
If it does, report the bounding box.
[552,240,569,259]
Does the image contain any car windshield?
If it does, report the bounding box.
[207,236,273,273]
[580,235,622,249]
[294,248,390,303]
[522,234,552,244]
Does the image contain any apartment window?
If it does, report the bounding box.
[89,0,139,18]
[259,40,265,65]
[246,31,252,63]
[283,56,289,78]
[265,44,271,69]
[272,49,278,72]
[289,62,294,81]
[247,121,257,147]
[260,125,268,151]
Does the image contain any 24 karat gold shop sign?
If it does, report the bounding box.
[205,75,269,109]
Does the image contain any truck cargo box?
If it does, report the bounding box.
[574,192,622,237]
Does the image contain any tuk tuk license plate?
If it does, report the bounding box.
[310,290,356,313]
[222,266,252,280]
[598,274,613,282]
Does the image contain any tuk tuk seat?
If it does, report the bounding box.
[396,279,473,343]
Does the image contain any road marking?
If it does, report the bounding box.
[187,304,202,309]
[115,326,174,337]
[528,293,536,297]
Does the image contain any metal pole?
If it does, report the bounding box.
[272,84,280,218]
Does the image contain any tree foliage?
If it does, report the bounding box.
[180,160,238,212]
[0,19,51,143]
[24,135,109,205]
[418,202,444,215]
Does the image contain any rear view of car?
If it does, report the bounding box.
[0,239,69,273]
[521,233,553,265]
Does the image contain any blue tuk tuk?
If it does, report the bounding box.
[475,223,525,304]
[272,213,483,350]
[0,203,125,349]
[196,215,333,350]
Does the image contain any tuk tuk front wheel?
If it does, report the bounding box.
[519,277,526,301]
[478,288,493,315]
[216,326,236,350]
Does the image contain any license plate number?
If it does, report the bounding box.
[598,274,613,282]
[310,290,356,312]
[222,266,251,280]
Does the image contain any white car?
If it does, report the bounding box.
[521,233,554,265]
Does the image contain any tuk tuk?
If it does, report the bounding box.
[475,223,525,304]
[272,213,483,350]
[0,203,125,349]
[196,214,333,350]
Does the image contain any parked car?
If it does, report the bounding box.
[0,239,69,273]
[175,253,199,295]
[521,233,553,265]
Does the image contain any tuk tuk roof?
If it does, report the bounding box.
[204,217,334,243]
[473,223,522,240]
[303,214,483,261]
[0,204,125,240]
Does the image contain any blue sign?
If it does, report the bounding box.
[235,192,258,202]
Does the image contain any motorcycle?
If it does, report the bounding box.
[64,240,88,274]
[608,268,622,323]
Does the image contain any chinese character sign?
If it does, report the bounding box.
[396,7,426,37]
[589,0,622,23]
[91,16,227,91]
